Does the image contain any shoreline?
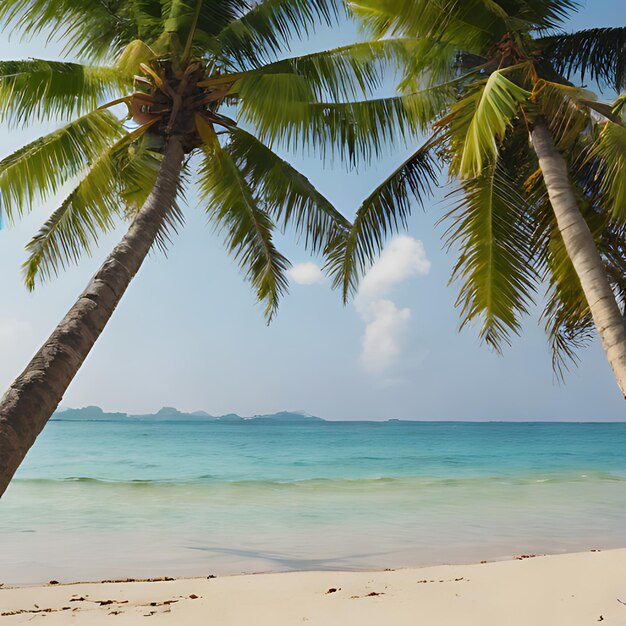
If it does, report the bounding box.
[2,549,625,624]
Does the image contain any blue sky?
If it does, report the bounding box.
[0,1,624,420]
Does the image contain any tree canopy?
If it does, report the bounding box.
[331,0,626,375]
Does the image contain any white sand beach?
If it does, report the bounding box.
[2,548,625,625]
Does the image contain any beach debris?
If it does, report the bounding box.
[598,616,604,621]
[147,599,179,606]
[480,560,488,564]
[617,598,626,605]
[326,588,340,594]
[91,600,129,606]
[189,594,199,599]
[417,577,466,584]
[70,596,86,602]
[591,549,602,552]
[1,607,71,616]
[349,591,385,599]
[207,575,216,579]
[514,554,537,560]
[102,576,174,583]
[48,580,60,585]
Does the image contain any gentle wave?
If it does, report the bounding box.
[12,471,626,489]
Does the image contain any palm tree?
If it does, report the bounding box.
[0,0,410,496]
[328,1,626,395]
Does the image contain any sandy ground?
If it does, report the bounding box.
[1,549,625,625]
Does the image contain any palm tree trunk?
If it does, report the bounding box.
[531,119,626,398]
[0,136,185,497]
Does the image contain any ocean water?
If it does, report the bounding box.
[2,420,626,584]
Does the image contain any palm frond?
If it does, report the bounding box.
[157,0,249,55]
[115,39,158,76]
[225,127,350,254]
[198,142,290,320]
[443,160,537,350]
[586,120,626,221]
[350,0,566,54]
[532,198,595,378]
[397,37,481,93]
[602,221,626,318]
[349,0,492,41]
[0,0,140,61]
[529,154,616,377]
[538,27,626,92]
[533,79,592,150]
[239,84,455,164]
[0,110,124,223]
[212,0,344,69]
[0,59,129,127]
[516,0,579,30]
[243,38,416,101]
[325,138,439,301]
[22,135,164,288]
[451,70,530,178]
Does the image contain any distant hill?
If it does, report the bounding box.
[54,406,129,421]
[51,407,326,423]
[249,411,325,423]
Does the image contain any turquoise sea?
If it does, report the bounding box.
[2,420,626,584]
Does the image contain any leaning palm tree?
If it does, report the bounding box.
[0,0,411,496]
[328,1,626,396]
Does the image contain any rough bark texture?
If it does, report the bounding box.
[531,119,626,399]
[0,137,185,497]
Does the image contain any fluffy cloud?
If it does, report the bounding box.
[357,236,430,302]
[355,236,430,374]
[359,300,411,373]
[287,262,323,285]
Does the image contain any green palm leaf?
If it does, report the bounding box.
[325,138,439,301]
[0,0,141,61]
[540,214,594,378]
[530,185,604,378]
[443,160,537,350]
[212,0,344,69]
[454,70,530,178]
[240,84,456,164]
[349,0,570,53]
[533,80,593,150]
[0,59,129,127]
[198,143,290,320]
[226,127,350,254]
[23,135,163,288]
[156,0,248,55]
[0,110,124,222]
[538,27,626,92]
[243,39,416,101]
[586,120,626,221]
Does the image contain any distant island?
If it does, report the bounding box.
[51,406,327,423]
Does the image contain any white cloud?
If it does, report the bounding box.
[355,236,430,374]
[357,236,430,302]
[360,299,411,373]
[288,262,323,285]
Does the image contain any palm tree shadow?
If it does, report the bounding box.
[186,544,392,570]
